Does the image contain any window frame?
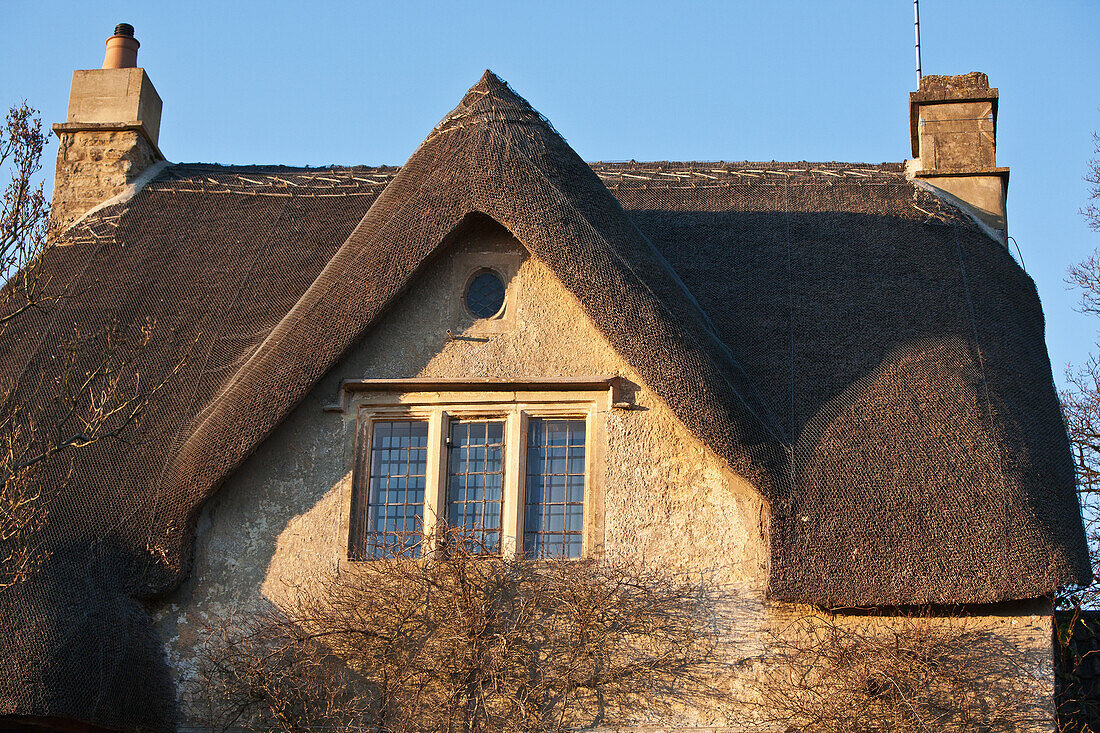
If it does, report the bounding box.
[521,416,588,559]
[462,267,508,320]
[444,415,509,554]
[348,417,431,560]
[337,379,615,566]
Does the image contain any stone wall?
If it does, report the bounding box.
[49,127,160,236]
[150,219,1054,731]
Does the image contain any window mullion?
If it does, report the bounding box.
[502,408,524,558]
[423,409,449,553]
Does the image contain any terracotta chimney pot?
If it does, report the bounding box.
[102,23,139,69]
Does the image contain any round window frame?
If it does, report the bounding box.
[462,268,507,320]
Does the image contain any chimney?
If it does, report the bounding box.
[906,72,1010,243]
[50,24,164,236]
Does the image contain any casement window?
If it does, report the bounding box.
[338,379,614,562]
[354,420,429,559]
[523,418,586,558]
[446,418,506,553]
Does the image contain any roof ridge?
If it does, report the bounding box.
[141,163,399,197]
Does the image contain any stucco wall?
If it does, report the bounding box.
[151,220,1053,731]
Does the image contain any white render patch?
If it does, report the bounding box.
[907,164,1007,247]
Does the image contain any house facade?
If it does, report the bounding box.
[0,25,1090,732]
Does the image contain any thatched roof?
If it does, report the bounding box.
[0,71,1088,729]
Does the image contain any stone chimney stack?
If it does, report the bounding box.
[50,23,164,235]
[906,72,1009,243]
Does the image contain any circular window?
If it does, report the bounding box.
[465,271,506,318]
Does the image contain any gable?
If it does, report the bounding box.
[152,217,769,725]
[148,71,783,594]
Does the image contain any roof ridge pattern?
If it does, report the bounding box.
[147,165,399,197]
[135,159,968,229]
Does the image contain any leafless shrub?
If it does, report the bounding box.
[749,610,1046,733]
[194,527,721,733]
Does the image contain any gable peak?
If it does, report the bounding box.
[457,70,538,116]
[469,69,509,97]
[426,70,553,141]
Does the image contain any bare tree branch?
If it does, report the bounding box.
[1083,132,1100,233]
[1059,255,1100,610]
[0,102,53,335]
[749,611,1047,732]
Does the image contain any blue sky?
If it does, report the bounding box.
[2,1,1097,385]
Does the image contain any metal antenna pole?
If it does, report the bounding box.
[914,0,923,86]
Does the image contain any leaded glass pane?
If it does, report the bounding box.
[524,418,586,558]
[360,420,428,558]
[446,419,505,553]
